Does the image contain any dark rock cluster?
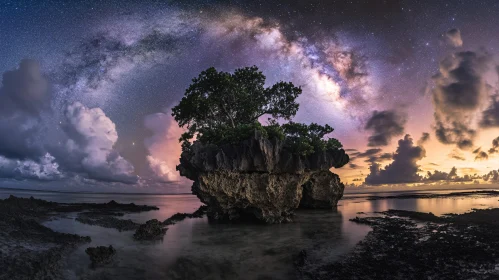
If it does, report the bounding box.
[133,219,167,241]
[299,208,499,279]
[163,205,208,225]
[177,131,349,223]
[85,245,116,267]
[76,211,140,231]
[0,196,91,280]
[0,195,159,279]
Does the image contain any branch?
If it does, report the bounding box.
[249,110,272,123]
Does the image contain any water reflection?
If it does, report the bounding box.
[3,188,499,279]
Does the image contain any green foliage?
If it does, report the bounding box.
[172,66,342,156]
[281,122,342,156]
[263,119,285,141]
[172,66,301,142]
[198,122,269,146]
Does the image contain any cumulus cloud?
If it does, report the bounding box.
[0,153,61,181]
[441,28,463,48]
[364,110,406,146]
[432,51,491,150]
[483,170,499,182]
[0,59,140,185]
[426,169,451,181]
[365,134,425,185]
[425,166,476,182]
[144,112,185,182]
[61,102,138,183]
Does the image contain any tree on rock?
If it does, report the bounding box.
[172,66,342,155]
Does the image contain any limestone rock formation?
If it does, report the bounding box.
[177,131,349,223]
[299,171,345,209]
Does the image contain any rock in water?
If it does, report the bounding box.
[133,219,167,240]
[85,245,116,267]
[178,131,349,223]
[299,170,345,209]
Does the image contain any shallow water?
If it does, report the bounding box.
[2,188,499,279]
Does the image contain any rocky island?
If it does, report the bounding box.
[178,132,349,223]
[173,66,349,223]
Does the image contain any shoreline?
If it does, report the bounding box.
[0,186,193,196]
[3,185,499,197]
[0,195,161,280]
[298,208,499,279]
[3,190,499,279]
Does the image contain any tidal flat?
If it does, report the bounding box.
[2,188,499,280]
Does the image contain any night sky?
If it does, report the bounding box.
[2,0,499,192]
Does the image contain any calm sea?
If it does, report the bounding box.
[2,188,499,279]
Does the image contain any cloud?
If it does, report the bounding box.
[426,166,478,182]
[448,149,466,160]
[0,59,140,185]
[441,28,463,48]
[1,59,50,115]
[61,102,138,184]
[432,51,491,150]
[364,110,406,146]
[480,95,499,127]
[479,66,499,128]
[378,153,393,161]
[472,147,489,161]
[417,132,430,145]
[365,134,425,185]
[144,112,185,182]
[349,148,393,165]
[357,148,382,158]
[0,153,62,181]
[483,170,499,182]
[0,60,50,160]
[426,169,451,181]
[475,152,488,161]
[488,136,499,154]
[0,11,380,188]
[349,163,359,169]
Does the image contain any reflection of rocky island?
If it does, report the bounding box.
[178,132,349,223]
[172,66,349,223]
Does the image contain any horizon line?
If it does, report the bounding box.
[0,186,192,196]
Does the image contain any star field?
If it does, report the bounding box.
[1,0,499,191]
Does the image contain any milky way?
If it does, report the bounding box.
[2,1,499,191]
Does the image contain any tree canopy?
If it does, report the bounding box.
[172,66,342,155]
